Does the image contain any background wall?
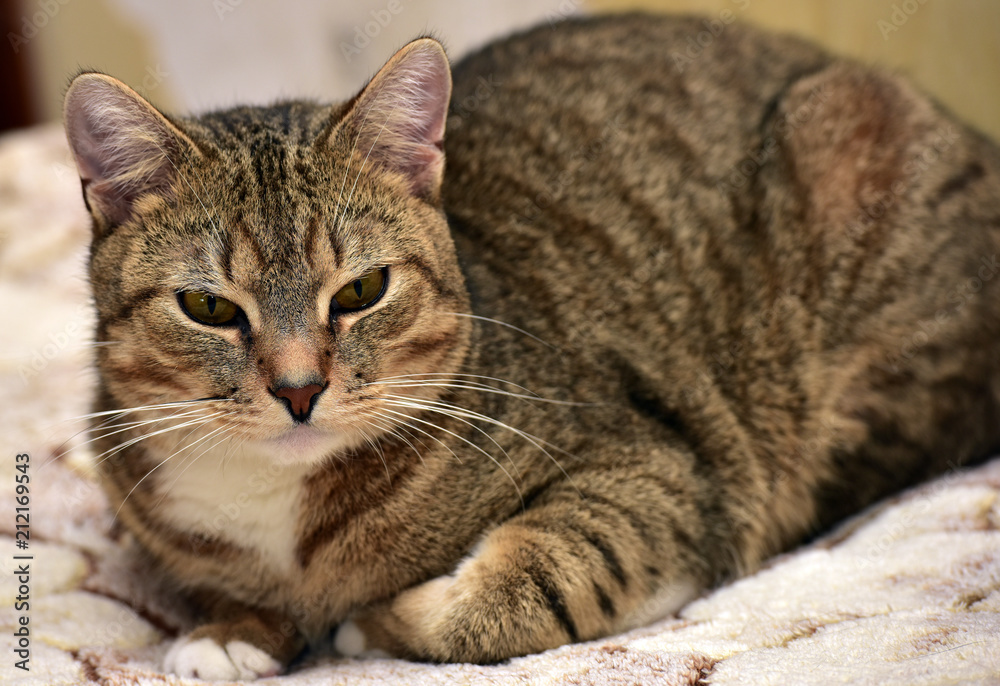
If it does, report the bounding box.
[16,0,582,120]
[9,0,1000,140]
[588,0,1000,140]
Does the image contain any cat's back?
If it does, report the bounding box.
[443,14,829,245]
[441,14,1000,359]
[438,13,1000,516]
[440,14,834,367]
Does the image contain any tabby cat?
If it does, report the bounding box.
[63,14,1000,680]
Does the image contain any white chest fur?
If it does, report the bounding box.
[154,438,313,576]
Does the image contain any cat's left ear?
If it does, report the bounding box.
[330,38,451,201]
[64,72,199,233]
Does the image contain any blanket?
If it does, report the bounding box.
[1,126,998,685]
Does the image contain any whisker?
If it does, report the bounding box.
[369,409,461,466]
[363,410,426,465]
[354,420,391,483]
[375,395,521,480]
[384,396,579,495]
[42,403,226,472]
[149,422,240,514]
[89,412,227,471]
[336,100,400,235]
[442,312,558,351]
[115,421,232,522]
[372,372,542,394]
[379,407,524,504]
[372,380,593,406]
[369,412,432,462]
[60,398,233,425]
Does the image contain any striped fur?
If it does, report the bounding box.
[64,15,1000,676]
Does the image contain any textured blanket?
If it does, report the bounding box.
[1,126,998,685]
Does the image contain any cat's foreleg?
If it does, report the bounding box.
[164,599,305,679]
[335,485,705,663]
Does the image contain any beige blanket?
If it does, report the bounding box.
[1,126,998,685]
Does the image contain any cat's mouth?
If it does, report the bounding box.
[259,424,351,464]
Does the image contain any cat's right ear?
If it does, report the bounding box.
[326,38,452,202]
[64,72,197,233]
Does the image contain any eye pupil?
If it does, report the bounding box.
[180,291,240,326]
[331,267,387,314]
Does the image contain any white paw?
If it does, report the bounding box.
[333,620,391,659]
[164,635,281,680]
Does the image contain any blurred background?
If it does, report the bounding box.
[1,0,998,139]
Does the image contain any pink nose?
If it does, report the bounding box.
[272,383,325,422]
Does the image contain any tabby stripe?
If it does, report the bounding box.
[523,555,579,643]
[579,478,703,580]
[218,229,235,283]
[295,448,418,567]
[234,217,268,268]
[404,254,451,297]
[576,489,656,552]
[609,351,703,453]
[327,230,345,269]
[933,161,985,206]
[365,304,423,348]
[593,582,616,618]
[107,364,191,395]
[389,332,459,363]
[566,523,627,588]
[304,214,321,270]
[105,287,160,331]
[279,105,291,136]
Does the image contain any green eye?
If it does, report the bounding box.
[331,267,387,313]
[180,291,240,325]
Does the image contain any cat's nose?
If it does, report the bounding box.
[271,383,325,423]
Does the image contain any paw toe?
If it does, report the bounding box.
[334,620,391,659]
[164,636,240,681]
[164,635,281,680]
[225,639,282,679]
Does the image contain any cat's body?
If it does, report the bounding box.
[64,15,1000,679]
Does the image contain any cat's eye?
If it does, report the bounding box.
[180,291,241,326]
[331,267,387,314]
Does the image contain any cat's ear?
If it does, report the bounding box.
[331,38,452,200]
[64,72,197,232]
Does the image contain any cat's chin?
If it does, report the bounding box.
[251,425,352,465]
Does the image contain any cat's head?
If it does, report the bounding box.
[64,39,471,465]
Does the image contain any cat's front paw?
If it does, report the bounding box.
[333,618,394,660]
[333,575,459,661]
[164,635,282,681]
